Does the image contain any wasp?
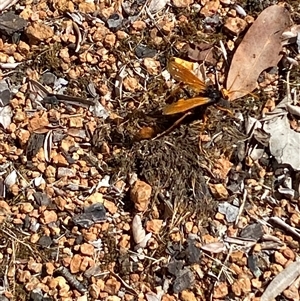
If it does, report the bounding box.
[163,58,226,115]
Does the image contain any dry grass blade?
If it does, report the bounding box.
[226,5,291,100]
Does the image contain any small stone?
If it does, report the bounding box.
[131,21,146,31]
[185,222,193,233]
[0,11,27,35]
[52,153,69,166]
[77,296,88,301]
[57,167,76,178]
[41,72,57,85]
[251,278,262,288]
[30,233,40,244]
[56,276,67,288]
[90,283,100,298]
[38,235,52,248]
[173,268,195,293]
[270,263,284,274]
[70,254,83,273]
[274,251,288,266]
[104,33,116,48]
[72,203,106,228]
[27,258,42,273]
[181,290,197,301]
[129,274,139,283]
[45,262,55,275]
[78,2,95,13]
[290,213,300,226]
[213,282,228,299]
[107,297,121,301]
[40,210,58,224]
[86,192,103,204]
[18,270,31,283]
[161,295,176,301]
[0,201,11,216]
[80,243,94,256]
[130,180,152,212]
[93,25,109,42]
[240,223,264,240]
[17,41,30,55]
[118,234,130,249]
[200,0,220,17]
[224,17,248,36]
[20,202,34,213]
[209,183,228,199]
[143,58,161,75]
[103,277,121,295]
[69,116,83,128]
[59,47,70,63]
[282,248,295,261]
[80,256,90,272]
[26,22,54,43]
[172,0,193,8]
[161,21,175,34]
[146,219,163,234]
[103,200,118,214]
[231,275,251,296]
[283,284,300,300]
[135,45,157,58]
[123,76,140,92]
[107,14,123,32]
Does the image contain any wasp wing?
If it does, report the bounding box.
[163,97,214,115]
[168,59,207,93]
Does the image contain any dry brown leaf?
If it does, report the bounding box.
[226,5,291,101]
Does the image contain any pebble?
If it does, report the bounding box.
[70,254,83,273]
[224,17,248,36]
[80,243,94,256]
[146,219,163,234]
[0,11,27,35]
[26,22,54,43]
[37,235,52,248]
[40,210,58,224]
[89,283,100,298]
[103,277,121,295]
[181,290,197,301]
[107,14,123,32]
[172,0,194,8]
[200,0,220,17]
[135,45,157,58]
[130,180,152,212]
[213,282,228,299]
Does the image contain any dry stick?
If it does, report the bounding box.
[10,240,16,297]
[234,184,247,227]
[261,261,300,301]
[110,271,138,296]
[268,217,300,240]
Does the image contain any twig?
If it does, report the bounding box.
[110,271,138,296]
[234,183,246,227]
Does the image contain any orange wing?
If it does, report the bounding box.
[168,59,207,93]
[163,97,213,115]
